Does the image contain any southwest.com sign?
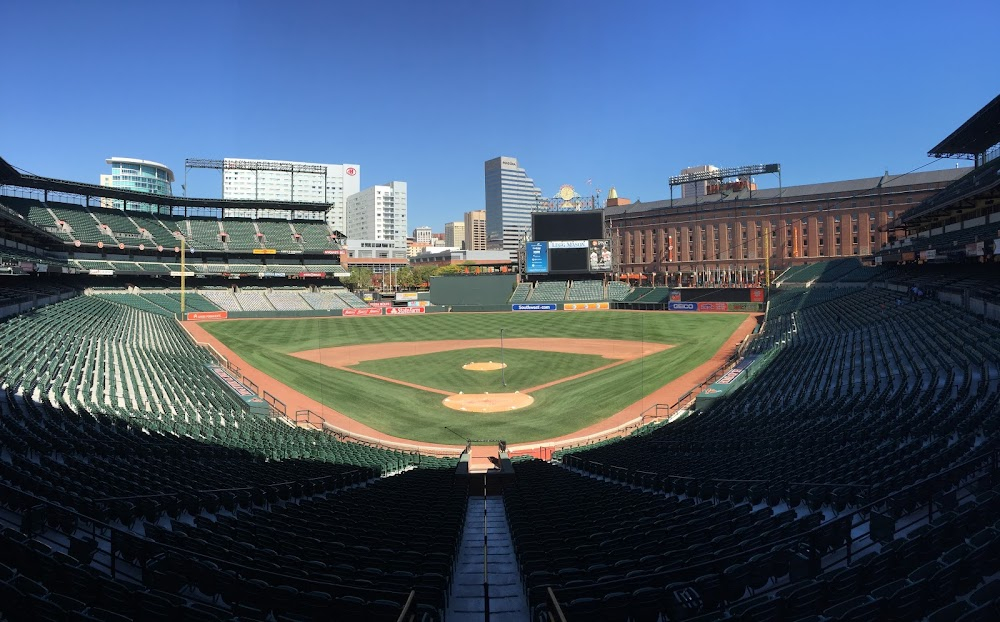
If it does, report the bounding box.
[512,303,557,311]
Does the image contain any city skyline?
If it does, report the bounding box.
[1,1,997,230]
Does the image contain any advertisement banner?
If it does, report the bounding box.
[396,292,419,301]
[875,256,883,265]
[966,242,984,257]
[920,249,936,260]
[525,241,549,274]
[386,307,425,315]
[697,302,729,312]
[668,301,698,311]
[564,302,609,311]
[716,355,759,385]
[186,311,229,321]
[343,308,382,316]
[901,252,915,261]
[367,301,393,308]
[669,292,682,302]
[588,239,612,272]
[548,240,588,249]
[323,249,346,255]
[407,300,430,307]
[89,269,114,276]
[512,303,557,311]
[253,249,277,255]
[299,272,324,277]
[726,302,763,312]
[750,288,764,302]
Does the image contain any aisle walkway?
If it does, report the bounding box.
[446,496,528,621]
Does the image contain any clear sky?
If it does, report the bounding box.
[1,0,997,231]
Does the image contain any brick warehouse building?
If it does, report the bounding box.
[605,168,969,285]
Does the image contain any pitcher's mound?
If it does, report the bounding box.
[443,392,533,413]
[463,361,507,371]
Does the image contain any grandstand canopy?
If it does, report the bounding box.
[0,155,333,213]
[928,93,1000,159]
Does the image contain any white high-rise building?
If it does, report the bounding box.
[485,156,542,259]
[220,158,360,233]
[346,181,407,248]
[680,164,719,199]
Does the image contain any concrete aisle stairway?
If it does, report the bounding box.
[446,496,529,622]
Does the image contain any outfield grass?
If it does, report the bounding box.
[202,311,748,444]
[350,347,609,393]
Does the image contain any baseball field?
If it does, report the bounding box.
[199,311,749,445]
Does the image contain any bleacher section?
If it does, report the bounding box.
[266,288,313,311]
[256,220,300,251]
[565,279,604,301]
[220,219,262,252]
[541,284,1000,619]
[186,218,225,251]
[607,281,632,301]
[528,280,568,302]
[509,282,531,302]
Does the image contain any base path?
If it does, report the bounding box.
[528,313,762,448]
[181,320,466,454]
[182,313,760,454]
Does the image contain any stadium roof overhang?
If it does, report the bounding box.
[0,155,333,212]
[928,93,1000,159]
[891,157,1000,230]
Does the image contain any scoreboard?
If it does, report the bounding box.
[527,211,610,275]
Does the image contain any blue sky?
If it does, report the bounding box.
[1,0,997,231]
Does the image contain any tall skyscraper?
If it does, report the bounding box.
[220,158,360,233]
[464,209,486,251]
[680,165,719,199]
[100,157,174,211]
[345,181,407,248]
[444,221,465,248]
[484,156,542,258]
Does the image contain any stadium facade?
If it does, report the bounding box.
[607,168,969,283]
[99,157,174,211]
[484,156,542,260]
[221,157,360,234]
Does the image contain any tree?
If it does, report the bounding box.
[394,266,418,290]
[344,267,374,291]
[412,265,437,288]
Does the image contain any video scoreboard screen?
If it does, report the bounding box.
[528,211,609,275]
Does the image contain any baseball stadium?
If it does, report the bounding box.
[2,91,1000,622]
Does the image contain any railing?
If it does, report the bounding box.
[262,391,285,416]
[539,448,997,616]
[294,408,325,428]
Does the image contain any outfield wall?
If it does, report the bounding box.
[428,274,517,306]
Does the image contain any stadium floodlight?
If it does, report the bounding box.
[668,163,781,187]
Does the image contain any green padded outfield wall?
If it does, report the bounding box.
[428,274,517,306]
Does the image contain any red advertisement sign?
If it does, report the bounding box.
[187,311,229,320]
[343,308,382,316]
[386,307,425,315]
[323,249,346,255]
[697,302,728,312]
[750,288,764,302]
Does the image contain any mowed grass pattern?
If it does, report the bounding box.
[202,311,748,444]
[350,347,610,393]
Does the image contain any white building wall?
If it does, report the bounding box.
[220,158,359,232]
